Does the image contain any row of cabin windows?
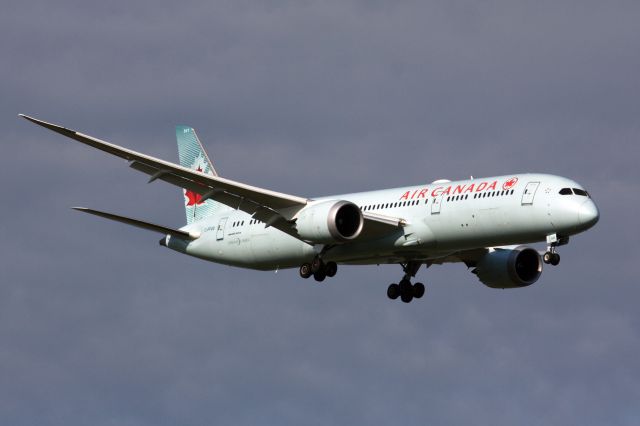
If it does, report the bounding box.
[471,189,515,200]
[361,199,421,211]
[559,188,590,197]
[449,189,515,202]
[233,219,267,226]
[360,189,517,211]
[235,219,270,227]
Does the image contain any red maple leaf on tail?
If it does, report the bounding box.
[184,166,206,206]
[185,190,204,206]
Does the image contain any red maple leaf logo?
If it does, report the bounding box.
[503,177,518,190]
[184,166,205,206]
[185,190,204,206]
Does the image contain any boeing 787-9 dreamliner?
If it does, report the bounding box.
[21,115,599,303]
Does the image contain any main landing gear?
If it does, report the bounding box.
[299,257,338,282]
[300,257,425,303]
[387,261,425,303]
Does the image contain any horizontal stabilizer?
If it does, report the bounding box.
[72,207,199,240]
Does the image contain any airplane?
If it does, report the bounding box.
[20,114,600,303]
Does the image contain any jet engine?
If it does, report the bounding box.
[294,200,363,244]
[474,247,543,289]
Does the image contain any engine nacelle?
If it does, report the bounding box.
[474,247,543,289]
[294,200,364,244]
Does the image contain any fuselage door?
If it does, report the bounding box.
[216,217,228,240]
[431,194,443,214]
[521,182,540,205]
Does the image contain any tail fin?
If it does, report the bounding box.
[176,126,227,224]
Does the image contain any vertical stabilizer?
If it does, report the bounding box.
[176,126,226,224]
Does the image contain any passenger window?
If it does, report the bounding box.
[559,188,572,195]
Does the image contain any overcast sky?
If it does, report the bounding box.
[2,1,639,425]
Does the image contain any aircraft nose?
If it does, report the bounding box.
[578,200,599,229]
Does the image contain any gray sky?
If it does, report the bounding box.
[2,1,639,425]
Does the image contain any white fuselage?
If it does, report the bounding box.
[166,173,599,270]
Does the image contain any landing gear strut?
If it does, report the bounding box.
[387,261,425,303]
[300,257,338,282]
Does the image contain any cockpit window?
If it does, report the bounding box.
[573,188,589,197]
[559,188,572,195]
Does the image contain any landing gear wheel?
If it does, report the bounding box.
[299,263,312,279]
[387,283,400,300]
[400,292,413,303]
[544,251,560,265]
[313,270,326,282]
[311,257,324,273]
[325,261,338,278]
[399,278,411,292]
[413,282,425,299]
[399,279,413,303]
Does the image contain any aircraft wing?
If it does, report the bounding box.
[21,115,404,240]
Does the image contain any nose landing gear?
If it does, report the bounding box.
[544,234,567,266]
[543,251,560,266]
[387,262,425,303]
